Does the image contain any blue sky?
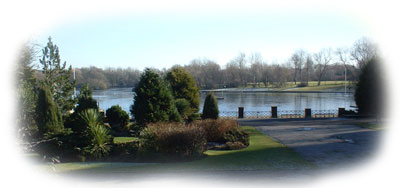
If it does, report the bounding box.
[35,9,371,70]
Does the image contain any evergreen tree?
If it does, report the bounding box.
[354,58,383,115]
[17,43,38,138]
[35,86,63,136]
[166,67,200,113]
[202,92,219,119]
[106,105,129,127]
[64,84,98,133]
[75,84,98,113]
[131,68,182,125]
[39,37,76,114]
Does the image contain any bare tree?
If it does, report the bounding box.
[227,53,248,87]
[269,64,289,87]
[248,52,265,87]
[185,58,222,89]
[314,48,333,86]
[350,37,378,69]
[304,55,313,86]
[290,49,306,85]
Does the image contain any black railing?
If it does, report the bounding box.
[219,108,339,119]
[220,111,238,119]
[311,110,337,118]
[278,110,304,118]
[244,111,271,119]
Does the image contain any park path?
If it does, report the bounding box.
[238,118,383,170]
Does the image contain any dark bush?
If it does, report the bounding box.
[109,141,139,161]
[129,122,145,137]
[188,113,201,122]
[202,92,219,119]
[354,58,384,115]
[297,82,308,87]
[32,129,82,162]
[106,105,130,128]
[225,141,247,150]
[139,122,206,159]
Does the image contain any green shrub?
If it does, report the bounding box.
[139,122,206,159]
[188,113,201,122]
[202,92,219,119]
[79,109,112,160]
[83,123,112,160]
[175,98,191,120]
[223,128,249,146]
[109,141,139,161]
[191,119,249,150]
[106,105,130,128]
[297,82,308,87]
[75,84,98,113]
[129,122,145,137]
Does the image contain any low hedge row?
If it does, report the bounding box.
[139,122,207,159]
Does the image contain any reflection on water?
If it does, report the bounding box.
[92,88,356,114]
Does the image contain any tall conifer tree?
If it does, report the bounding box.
[202,92,219,119]
[39,37,76,114]
[36,86,63,135]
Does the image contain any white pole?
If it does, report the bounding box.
[344,63,347,95]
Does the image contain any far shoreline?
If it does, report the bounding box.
[200,87,354,94]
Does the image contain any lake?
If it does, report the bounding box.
[92,88,356,114]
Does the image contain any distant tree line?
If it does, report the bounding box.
[184,37,377,89]
[42,37,375,90]
[74,67,141,89]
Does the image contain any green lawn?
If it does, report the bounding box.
[38,126,312,174]
[245,81,355,92]
[287,84,352,91]
[113,137,138,144]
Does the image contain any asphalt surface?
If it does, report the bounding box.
[238,118,383,170]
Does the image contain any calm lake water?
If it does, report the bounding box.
[92,88,356,114]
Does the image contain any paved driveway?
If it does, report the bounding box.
[238,118,383,170]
